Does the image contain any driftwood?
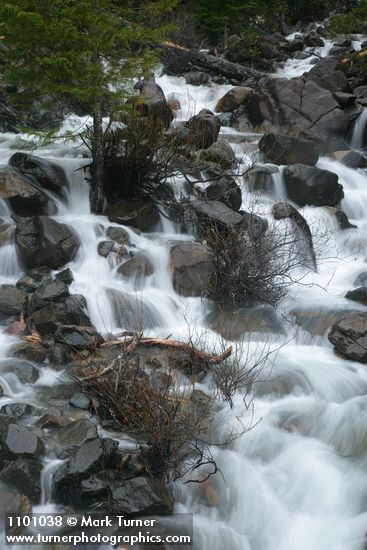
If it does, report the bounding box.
[79,337,232,381]
[161,41,265,83]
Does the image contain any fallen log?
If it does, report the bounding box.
[161,41,265,83]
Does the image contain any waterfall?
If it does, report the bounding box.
[351,108,367,150]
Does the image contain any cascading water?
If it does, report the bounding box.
[351,108,367,150]
[2,58,367,550]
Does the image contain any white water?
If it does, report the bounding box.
[351,108,367,150]
[1,70,367,550]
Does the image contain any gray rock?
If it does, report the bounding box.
[9,153,67,194]
[54,325,104,349]
[68,438,118,477]
[105,200,160,231]
[51,418,98,457]
[0,458,42,502]
[184,72,210,86]
[345,287,367,306]
[0,403,34,418]
[14,215,80,270]
[55,268,74,285]
[106,226,129,243]
[283,164,343,207]
[0,419,44,459]
[170,242,214,297]
[292,307,360,336]
[246,165,279,193]
[30,280,70,312]
[328,313,367,363]
[0,166,48,216]
[0,285,26,321]
[111,476,173,516]
[189,199,244,231]
[259,133,319,166]
[354,272,367,287]
[185,109,221,149]
[70,392,91,410]
[205,174,242,211]
[197,139,237,170]
[215,86,254,113]
[31,298,91,335]
[117,255,154,279]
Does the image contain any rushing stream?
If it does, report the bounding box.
[2,30,367,550]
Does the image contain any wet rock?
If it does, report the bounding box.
[189,199,244,232]
[335,209,357,230]
[0,360,39,384]
[16,267,52,294]
[304,31,324,48]
[292,307,360,336]
[55,268,74,285]
[68,438,118,477]
[0,166,48,216]
[70,392,91,410]
[14,216,80,269]
[111,477,173,516]
[0,458,42,502]
[328,313,367,363]
[205,174,242,211]
[36,414,71,429]
[97,240,118,257]
[0,419,44,459]
[0,485,31,534]
[117,255,154,279]
[105,200,160,232]
[0,403,34,418]
[354,272,367,287]
[283,164,344,207]
[246,165,279,193]
[9,153,67,194]
[106,226,129,243]
[345,287,367,306]
[197,139,237,170]
[30,280,70,312]
[259,133,319,166]
[215,86,254,113]
[207,304,284,340]
[333,92,356,108]
[54,325,104,349]
[51,418,98,457]
[185,109,221,149]
[170,242,214,297]
[0,285,26,321]
[333,150,367,169]
[107,289,170,331]
[310,71,349,94]
[31,298,91,335]
[132,78,173,128]
[184,72,210,86]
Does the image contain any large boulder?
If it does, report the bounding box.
[328,314,367,363]
[283,164,344,207]
[14,215,80,269]
[205,175,242,211]
[132,78,173,128]
[345,287,367,306]
[117,255,154,279]
[0,167,48,216]
[111,477,173,516]
[188,199,244,231]
[197,139,237,170]
[170,242,214,297]
[9,153,68,194]
[185,109,221,149]
[246,165,279,193]
[0,285,26,321]
[105,200,160,231]
[215,86,254,113]
[259,133,319,166]
[31,298,91,335]
[267,78,350,136]
[29,280,70,312]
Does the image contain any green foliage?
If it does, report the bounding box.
[0,0,178,115]
[329,0,367,35]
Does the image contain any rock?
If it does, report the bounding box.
[335,209,357,230]
[304,31,324,48]
[0,285,26,321]
[9,153,67,194]
[106,226,129,243]
[54,325,104,349]
[0,458,42,502]
[111,477,173,516]
[97,240,118,257]
[0,166,48,216]
[0,419,44,459]
[189,199,244,232]
[16,267,52,294]
[354,85,367,99]
[185,109,221,149]
[246,165,279,193]
[36,413,71,429]
[259,133,319,166]
[197,139,237,170]
[31,298,91,335]
[68,438,118,477]
[292,307,360,336]
[51,418,98,457]
[0,361,39,384]
[333,92,356,108]
[105,200,160,231]
[14,216,80,269]
[117,255,154,279]
[55,268,74,285]
[167,98,181,113]
[184,72,210,86]
[267,78,350,137]
[215,87,253,113]
[0,403,34,418]
[30,280,70,312]
[354,272,367,287]
[132,78,173,128]
[207,304,284,340]
[170,242,214,297]
[70,392,91,410]
[346,287,367,306]
[205,175,242,211]
[333,150,367,169]
[328,313,367,363]
[310,71,349,93]
[0,485,31,534]
[283,164,344,207]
